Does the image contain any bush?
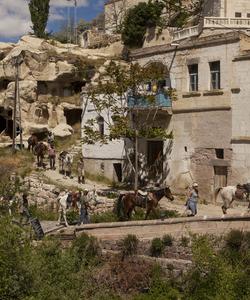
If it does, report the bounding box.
[162,234,174,247]
[121,234,139,258]
[72,233,101,265]
[150,238,164,257]
[91,211,118,223]
[225,230,244,251]
[29,205,57,221]
[66,210,79,225]
[180,236,190,247]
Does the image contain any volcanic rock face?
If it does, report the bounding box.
[0,35,118,139]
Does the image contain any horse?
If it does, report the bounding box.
[34,142,47,168]
[215,184,247,214]
[57,191,80,227]
[27,134,38,152]
[116,187,174,220]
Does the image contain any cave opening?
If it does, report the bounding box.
[64,108,82,127]
[0,115,14,138]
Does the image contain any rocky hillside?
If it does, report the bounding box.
[0,36,122,141]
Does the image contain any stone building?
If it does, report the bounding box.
[81,93,125,183]
[129,0,250,200]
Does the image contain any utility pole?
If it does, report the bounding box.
[74,0,78,45]
[12,55,23,153]
[134,129,139,191]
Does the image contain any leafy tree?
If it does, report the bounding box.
[29,0,50,38]
[121,0,204,48]
[82,61,172,188]
[121,1,164,48]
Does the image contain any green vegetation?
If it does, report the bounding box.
[162,234,174,247]
[28,0,50,38]
[121,234,139,258]
[150,238,164,257]
[121,1,163,48]
[0,217,249,300]
[121,0,203,48]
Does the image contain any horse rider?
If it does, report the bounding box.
[19,192,31,224]
[77,157,85,184]
[47,131,55,146]
[48,144,56,170]
[186,182,199,216]
[78,190,91,225]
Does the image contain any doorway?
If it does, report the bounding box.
[113,163,122,182]
[214,166,227,190]
[147,140,163,179]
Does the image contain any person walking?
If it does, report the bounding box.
[48,145,56,170]
[77,157,85,184]
[78,190,91,225]
[65,154,73,178]
[19,192,31,224]
[47,131,55,146]
[186,182,199,216]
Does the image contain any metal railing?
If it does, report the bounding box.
[127,92,172,109]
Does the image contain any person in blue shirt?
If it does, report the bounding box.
[186,182,199,216]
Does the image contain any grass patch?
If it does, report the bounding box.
[91,211,118,223]
[29,205,57,221]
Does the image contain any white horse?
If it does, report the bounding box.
[215,185,246,214]
[57,192,79,227]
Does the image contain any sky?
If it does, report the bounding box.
[0,0,106,43]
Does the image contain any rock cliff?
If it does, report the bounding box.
[0,35,121,140]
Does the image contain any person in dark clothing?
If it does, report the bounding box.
[78,190,91,225]
[19,192,31,224]
[48,145,56,170]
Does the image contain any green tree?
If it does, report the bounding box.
[29,0,50,38]
[121,1,164,48]
[82,61,172,189]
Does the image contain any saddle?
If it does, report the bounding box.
[138,190,148,197]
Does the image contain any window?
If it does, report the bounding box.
[97,116,104,136]
[188,64,198,91]
[247,13,250,18]
[215,148,224,159]
[235,12,242,18]
[209,61,220,90]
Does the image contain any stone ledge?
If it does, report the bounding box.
[173,105,231,114]
[203,90,224,96]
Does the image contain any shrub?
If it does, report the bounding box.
[29,205,57,221]
[150,238,164,257]
[180,236,190,247]
[225,230,244,251]
[91,211,118,223]
[162,234,174,247]
[66,210,79,225]
[72,233,101,265]
[121,234,139,258]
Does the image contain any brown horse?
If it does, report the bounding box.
[34,142,47,168]
[27,134,38,152]
[116,187,174,220]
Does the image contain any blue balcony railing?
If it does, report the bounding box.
[127,92,172,108]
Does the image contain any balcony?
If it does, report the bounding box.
[204,17,250,28]
[173,25,199,41]
[127,92,172,112]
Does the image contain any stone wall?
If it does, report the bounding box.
[130,32,250,199]
[24,173,115,214]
